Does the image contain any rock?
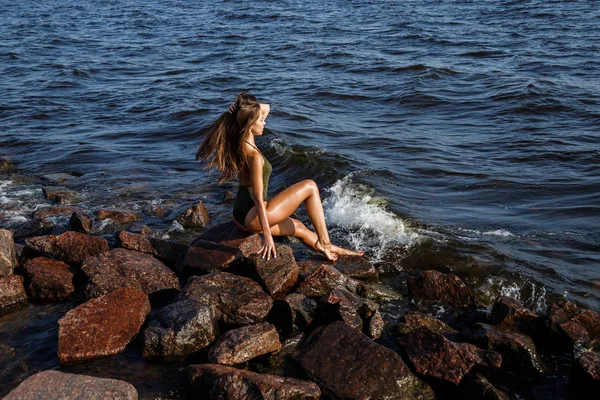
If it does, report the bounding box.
[460,373,511,400]
[0,229,17,276]
[185,364,321,400]
[68,212,93,233]
[0,158,16,172]
[284,293,318,331]
[247,244,298,299]
[325,288,384,339]
[41,173,78,184]
[397,326,502,385]
[118,231,188,267]
[33,205,83,219]
[41,186,78,204]
[491,296,541,336]
[570,351,600,393]
[208,322,282,365]
[58,287,150,364]
[546,299,600,349]
[196,221,262,257]
[466,323,544,376]
[11,218,55,240]
[296,265,360,298]
[268,333,305,373]
[298,321,434,399]
[3,370,138,400]
[22,257,74,301]
[142,296,218,359]
[408,270,474,306]
[25,231,109,266]
[398,311,457,334]
[185,272,273,325]
[222,190,236,202]
[97,208,141,223]
[0,275,28,312]
[358,282,403,302]
[175,201,209,228]
[82,248,180,299]
[177,239,243,275]
[300,255,377,280]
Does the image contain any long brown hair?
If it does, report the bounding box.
[196,92,261,184]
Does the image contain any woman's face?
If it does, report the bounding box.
[251,103,270,136]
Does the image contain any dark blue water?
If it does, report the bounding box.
[1,0,598,331]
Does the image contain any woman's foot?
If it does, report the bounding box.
[331,245,364,256]
[314,239,338,261]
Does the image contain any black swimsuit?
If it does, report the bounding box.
[233,142,272,225]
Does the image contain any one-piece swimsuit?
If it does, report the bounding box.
[233,142,272,225]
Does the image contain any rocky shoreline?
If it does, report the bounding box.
[1,161,599,399]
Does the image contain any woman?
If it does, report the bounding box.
[197,92,362,261]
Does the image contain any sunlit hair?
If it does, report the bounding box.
[196,92,261,184]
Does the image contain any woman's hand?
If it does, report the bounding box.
[260,232,277,260]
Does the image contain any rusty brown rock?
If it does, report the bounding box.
[397,326,502,385]
[247,244,298,299]
[184,272,273,325]
[118,231,188,266]
[185,364,321,400]
[408,270,474,306]
[178,239,243,275]
[58,286,150,364]
[547,299,600,348]
[325,288,383,338]
[176,201,210,228]
[22,257,74,301]
[68,212,92,233]
[491,296,541,336]
[3,370,138,400]
[296,265,360,298]
[33,206,83,219]
[222,190,236,202]
[41,186,78,204]
[208,322,282,365]
[399,311,457,334]
[0,274,27,312]
[570,351,600,393]
[25,231,109,266]
[298,321,434,400]
[0,229,17,276]
[82,248,180,299]
[284,293,318,331]
[196,221,262,257]
[96,208,141,223]
[300,255,377,280]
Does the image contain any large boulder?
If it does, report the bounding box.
[3,370,137,400]
[398,311,457,335]
[33,206,83,219]
[208,322,281,365]
[25,231,109,266]
[0,229,17,276]
[408,270,474,306]
[247,244,298,299]
[41,186,78,204]
[176,201,210,228]
[22,257,74,301]
[546,299,600,350]
[184,272,273,325]
[397,326,502,385]
[12,218,56,240]
[58,287,150,364]
[82,248,180,299]
[185,364,321,400]
[298,321,435,400]
[97,208,140,223]
[491,296,541,337]
[296,265,360,298]
[177,240,243,275]
[299,255,377,280]
[195,221,262,257]
[142,296,218,360]
[0,274,28,312]
[118,231,188,266]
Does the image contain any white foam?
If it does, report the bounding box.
[479,276,547,313]
[483,229,514,237]
[323,174,418,260]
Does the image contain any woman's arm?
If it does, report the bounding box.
[249,152,277,260]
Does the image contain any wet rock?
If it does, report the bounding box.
[177,239,243,275]
[466,323,544,376]
[196,221,262,257]
[299,255,377,280]
[185,272,273,325]
[247,244,298,299]
[3,370,138,400]
[118,231,188,266]
[0,274,27,312]
[398,311,457,334]
[397,326,502,385]
[42,185,78,204]
[546,299,600,349]
[82,248,180,299]
[97,208,141,223]
[175,201,210,228]
[0,229,17,276]
[142,296,218,359]
[208,322,282,365]
[298,321,434,399]
[0,158,16,172]
[22,257,74,301]
[11,218,55,240]
[25,231,109,266]
[41,173,78,184]
[222,190,236,202]
[68,212,92,233]
[325,288,384,339]
[358,282,403,302]
[58,286,150,364]
[296,265,360,298]
[185,363,321,400]
[284,293,318,331]
[268,333,305,373]
[460,373,511,400]
[33,205,83,219]
[570,351,600,393]
[408,270,474,306]
[491,296,541,336]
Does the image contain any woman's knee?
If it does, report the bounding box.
[301,179,319,194]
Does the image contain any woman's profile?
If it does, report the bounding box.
[196,92,363,261]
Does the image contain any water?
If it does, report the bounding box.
[0,0,598,396]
